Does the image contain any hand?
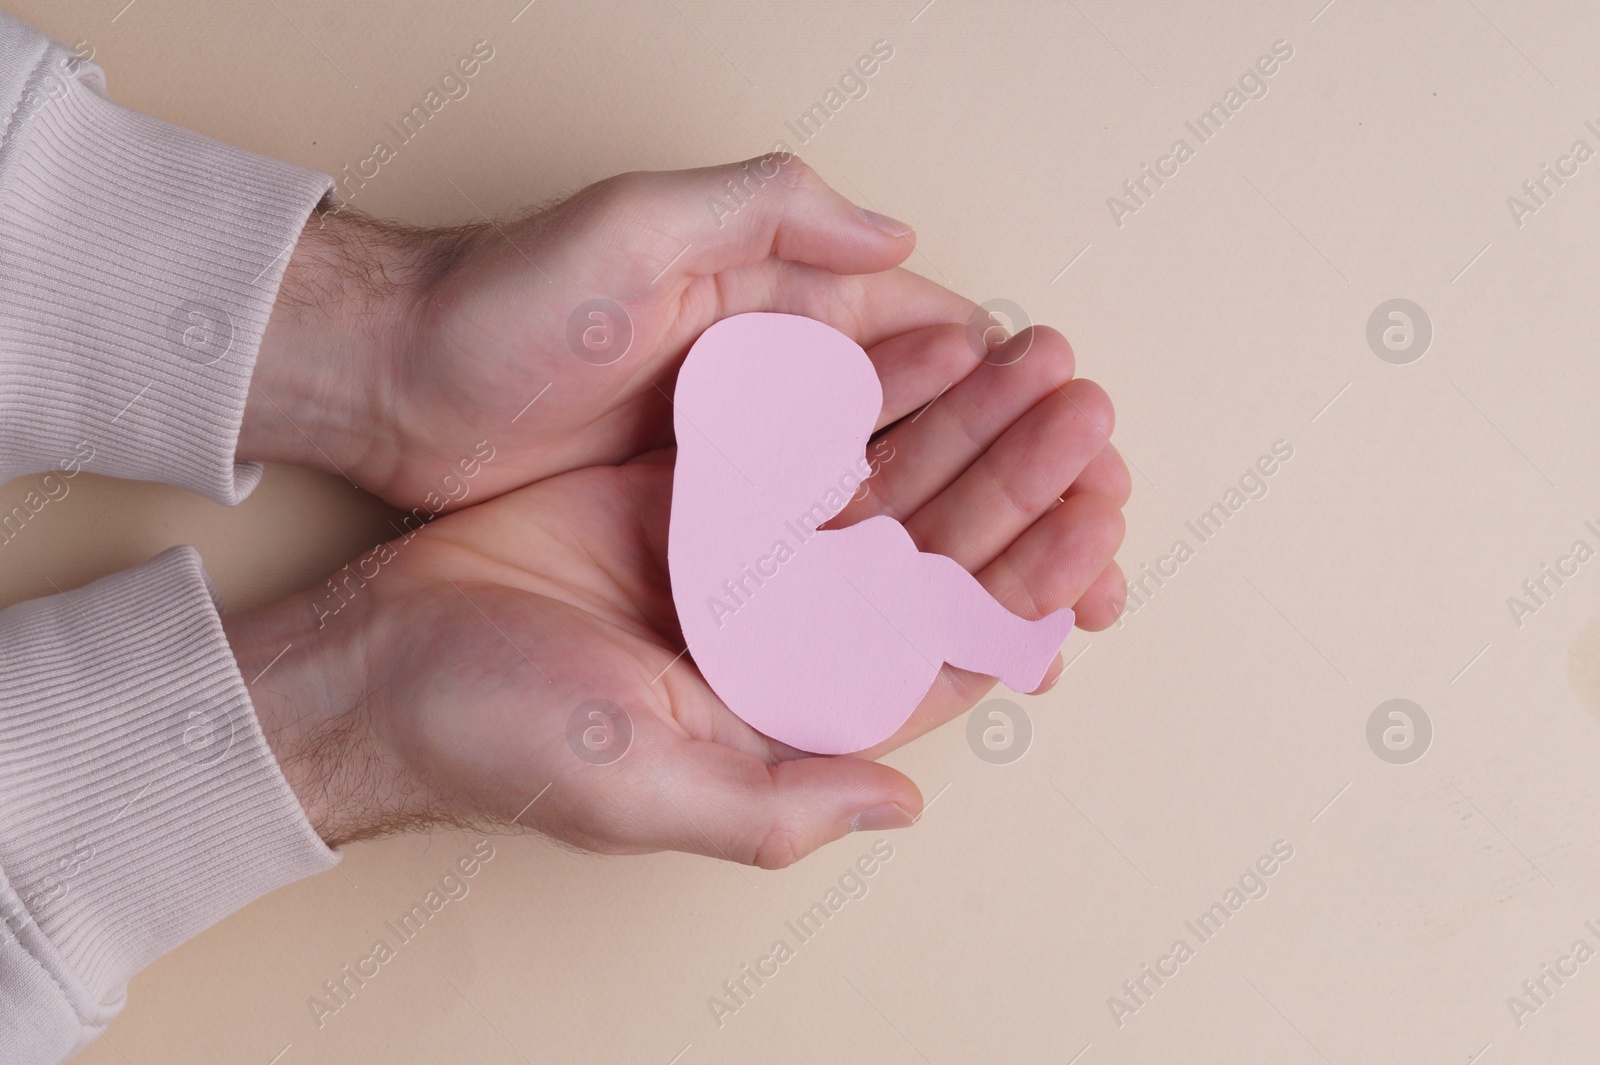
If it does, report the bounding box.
[241,155,987,511]
[226,323,1128,863]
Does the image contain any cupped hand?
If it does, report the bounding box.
[245,155,994,510]
[228,323,1129,865]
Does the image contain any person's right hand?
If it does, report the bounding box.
[226,319,1128,864]
[242,155,1004,512]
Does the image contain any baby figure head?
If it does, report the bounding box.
[671,312,882,525]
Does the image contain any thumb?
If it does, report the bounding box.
[625,737,923,869]
[604,155,916,281]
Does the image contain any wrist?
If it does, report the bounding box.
[221,588,388,847]
[239,206,424,490]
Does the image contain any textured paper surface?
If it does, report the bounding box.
[668,312,1071,753]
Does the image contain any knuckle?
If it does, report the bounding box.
[752,153,818,199]
[751,823,805,870]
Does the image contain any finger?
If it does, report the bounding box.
[903,378,1115,571]
[1034,650,1069,694]
[709,259,981,358]
[977,492,1126,626]
[1023,559,1123,688]
[835,326,1078,525]
[854,493,1125,758]
[597,155,917,281]
[593,735,923,869]
[860,322,986,430]
[1064,439,1133,507]
[702,264,985,435]
[1070,560,1128,632]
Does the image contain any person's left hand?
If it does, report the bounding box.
[228,322,1128,858]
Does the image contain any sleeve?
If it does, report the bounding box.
[0,12,334,504]
[0,16,342,1063]
[0,548,341,1063]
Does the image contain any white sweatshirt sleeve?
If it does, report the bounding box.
[0,13,334,501]
[0,14,341,1062]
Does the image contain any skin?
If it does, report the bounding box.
[229,154,1131,867]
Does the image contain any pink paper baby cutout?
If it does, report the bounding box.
[668,312,1074,755]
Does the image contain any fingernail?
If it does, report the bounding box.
[850,802,916,832]
[858,207,913,238]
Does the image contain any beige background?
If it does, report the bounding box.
[4,0,1599,1061]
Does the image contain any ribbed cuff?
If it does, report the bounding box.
[0,547,338,1044]
[0,32,332,503]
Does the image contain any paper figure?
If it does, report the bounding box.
[668,312,1073,754]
